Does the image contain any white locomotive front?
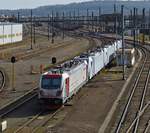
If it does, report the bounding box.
[39,60,87,108]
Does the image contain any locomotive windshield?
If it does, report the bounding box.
[41,76,62,90]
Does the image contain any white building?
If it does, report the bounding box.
[116,48,135,67]
[0,22,23,45]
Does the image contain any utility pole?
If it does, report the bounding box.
[73,10,76,26]
[48,14,50,41]
[142,8,145,45]
[51,10,54,44]
[149,8,150,41]
[114,4,118,42]
[69,11,71,31]
[133,8,136,48]
[135,8,138,44]
[33,16,36,45]
[30,9,33,49]
[92,11,94,32]
[87,9,89,30]
[130,9,132,28]
[99,7,101,31]
[56,12,59,36]
[62,12,65,39]
[121,5,125,80]
[17,12,20,23]
[77,8,80,27]
[114,4,116,33]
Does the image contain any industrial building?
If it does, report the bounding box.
[0,23,23,45]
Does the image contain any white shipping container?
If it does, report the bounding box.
[107,45,115,62]
[91,52,104,76]
[75,56,93,79]
[68,63,87,94]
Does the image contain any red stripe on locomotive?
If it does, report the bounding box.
[45,74,62,78]
[66,78,69,97]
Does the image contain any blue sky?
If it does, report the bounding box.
[0,0,90,9]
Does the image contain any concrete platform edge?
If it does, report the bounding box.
[98,49,142,133]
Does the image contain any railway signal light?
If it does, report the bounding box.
[52,57,57,64]
[11,56,16,91]
[11,56,16,63]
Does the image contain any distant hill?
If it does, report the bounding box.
[0,1,150,17]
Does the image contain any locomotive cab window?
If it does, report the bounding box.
[41,76,62,90]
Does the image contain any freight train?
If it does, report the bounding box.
[38,40,122,107]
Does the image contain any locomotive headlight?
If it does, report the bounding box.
[56,90,62,96]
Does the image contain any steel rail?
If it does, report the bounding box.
[0,88,38,119]
[133,66,150,133]
[115,47,148,133]
[13,101,63,133]
[13,111,44,133]
[15,36,81,61]
[144,118,150,133]
[0,70,5,92]
[126,101,150,133]
[31,107,64,133]
[97,34,150,133]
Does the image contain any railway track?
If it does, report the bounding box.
[0,35,97,132]
[0,70,5,92]
[112,45,150,133]
[2,33,148,133]
[13,107,63,133]
[4,37,76,61]
[97,34,150,132]
[0,35,92,62]
[0,88,38,119]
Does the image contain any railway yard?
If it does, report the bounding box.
[0,33,126,133]
[0,2,150,133]
[1,30,149,133]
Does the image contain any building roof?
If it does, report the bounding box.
[0,22,22,25]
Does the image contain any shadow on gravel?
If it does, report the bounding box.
[4,98,49,118]
[87,78,122,84]
[5,97,60,119]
